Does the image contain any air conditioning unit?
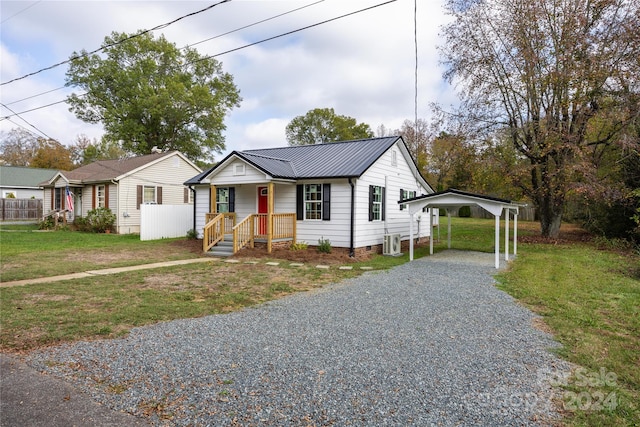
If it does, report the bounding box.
[383,233,402,256]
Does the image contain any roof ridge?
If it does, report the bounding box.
[243,136,401,153]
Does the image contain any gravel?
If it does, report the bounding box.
[27,251,571,426]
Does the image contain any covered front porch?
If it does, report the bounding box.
[202,182,296,255]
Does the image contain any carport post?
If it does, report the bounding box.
[494,214,500,269]
[514,212,518,256]
[505,209,509,262]
[447,209,452,249]
[429,208,434,255]
[409,213,414,261]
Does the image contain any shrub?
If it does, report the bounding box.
[38,216,56,230]
[186,228,198,239]
[290,241,308,251]
[73,216,91,232]
[317,237,332,254]
[85,207,116,233]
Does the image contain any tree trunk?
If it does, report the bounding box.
[539,205,563,238]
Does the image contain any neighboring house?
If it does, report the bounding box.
[185,136,434,256]
[0,165,58,199]
[41,151,201,234]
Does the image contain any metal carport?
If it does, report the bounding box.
[401,189,524,269]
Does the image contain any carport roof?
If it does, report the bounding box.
[401,189,521,217]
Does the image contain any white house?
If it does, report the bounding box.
[185,136,434,256]
[41,151,201,234]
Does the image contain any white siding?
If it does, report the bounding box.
[295,179,352,248]
[207,160,268,185]
[114,154,198,234]
[354,143,431,248]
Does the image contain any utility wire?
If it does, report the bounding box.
[185,0,324,49]
[0,103,54,140]
[0,0,397,121]
[2,0,324,106]
[1,0,42,24]
[203,0,397,60]
[0,0,233,86]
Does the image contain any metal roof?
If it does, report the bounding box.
[187,137,402,184]
[0,166,58,188]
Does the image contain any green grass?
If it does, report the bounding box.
[1,218,638,426]
[0,225,201,281]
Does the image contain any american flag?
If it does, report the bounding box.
[66,187,74,212]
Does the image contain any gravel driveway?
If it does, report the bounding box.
[27,251,571,426]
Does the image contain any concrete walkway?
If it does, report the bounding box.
[0,258,215,288]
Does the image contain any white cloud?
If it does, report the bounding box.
[0,0,457,154]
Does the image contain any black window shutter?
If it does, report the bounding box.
[368,185,374,221]
[322,183,331,221]
[381,186,386,221]
[229,187,235,212]
[296,185,304,221]
[400,188,405,210]
[157,187,163,205]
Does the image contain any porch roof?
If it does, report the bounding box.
[185,136,405,184]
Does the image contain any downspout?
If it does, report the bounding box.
[349,178,355,257]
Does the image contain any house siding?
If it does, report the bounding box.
[208,160,268,185]
[114,154,198,234]
[354,142,431,248]
[295,179,352,248]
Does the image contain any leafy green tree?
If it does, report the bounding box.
[66,32,241,164]
[426,132,477,191]
[285,108,373,145]
[69,134,127,166]
[440,0,640,238]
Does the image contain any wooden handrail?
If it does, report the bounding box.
[203,212,236,252]
[232,214,255,253]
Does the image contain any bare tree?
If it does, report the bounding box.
[0,128,39,166]
[440,0,640,237]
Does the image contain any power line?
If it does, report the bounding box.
[1,0,325,106]
[1,0,42,24]
[185,0,324,50]
[0,103,54,140]
[0,0,398,121]
[203,0,398,60]
[0,0,233,86]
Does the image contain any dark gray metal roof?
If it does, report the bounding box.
[186,137,401,184]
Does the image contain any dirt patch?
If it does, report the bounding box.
[232,246,373,265]
[168,238,204,254]
[520,224,593,245]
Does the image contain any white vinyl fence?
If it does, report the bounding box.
[140,204,193,241]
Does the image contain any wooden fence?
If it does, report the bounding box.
[0,198,43,221]
[469,205,537,221]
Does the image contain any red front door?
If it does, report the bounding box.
[258,186,268,234]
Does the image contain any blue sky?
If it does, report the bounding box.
[0,0,457,160]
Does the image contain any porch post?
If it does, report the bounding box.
[505,208,510,262]
[210,185,216,214]
[267,182,274,253]
[494,214,500,269]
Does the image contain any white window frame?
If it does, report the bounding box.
[216,187,230,213]
[372,185,383,221]
[143,185,157,204]
[304,184,323,220]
